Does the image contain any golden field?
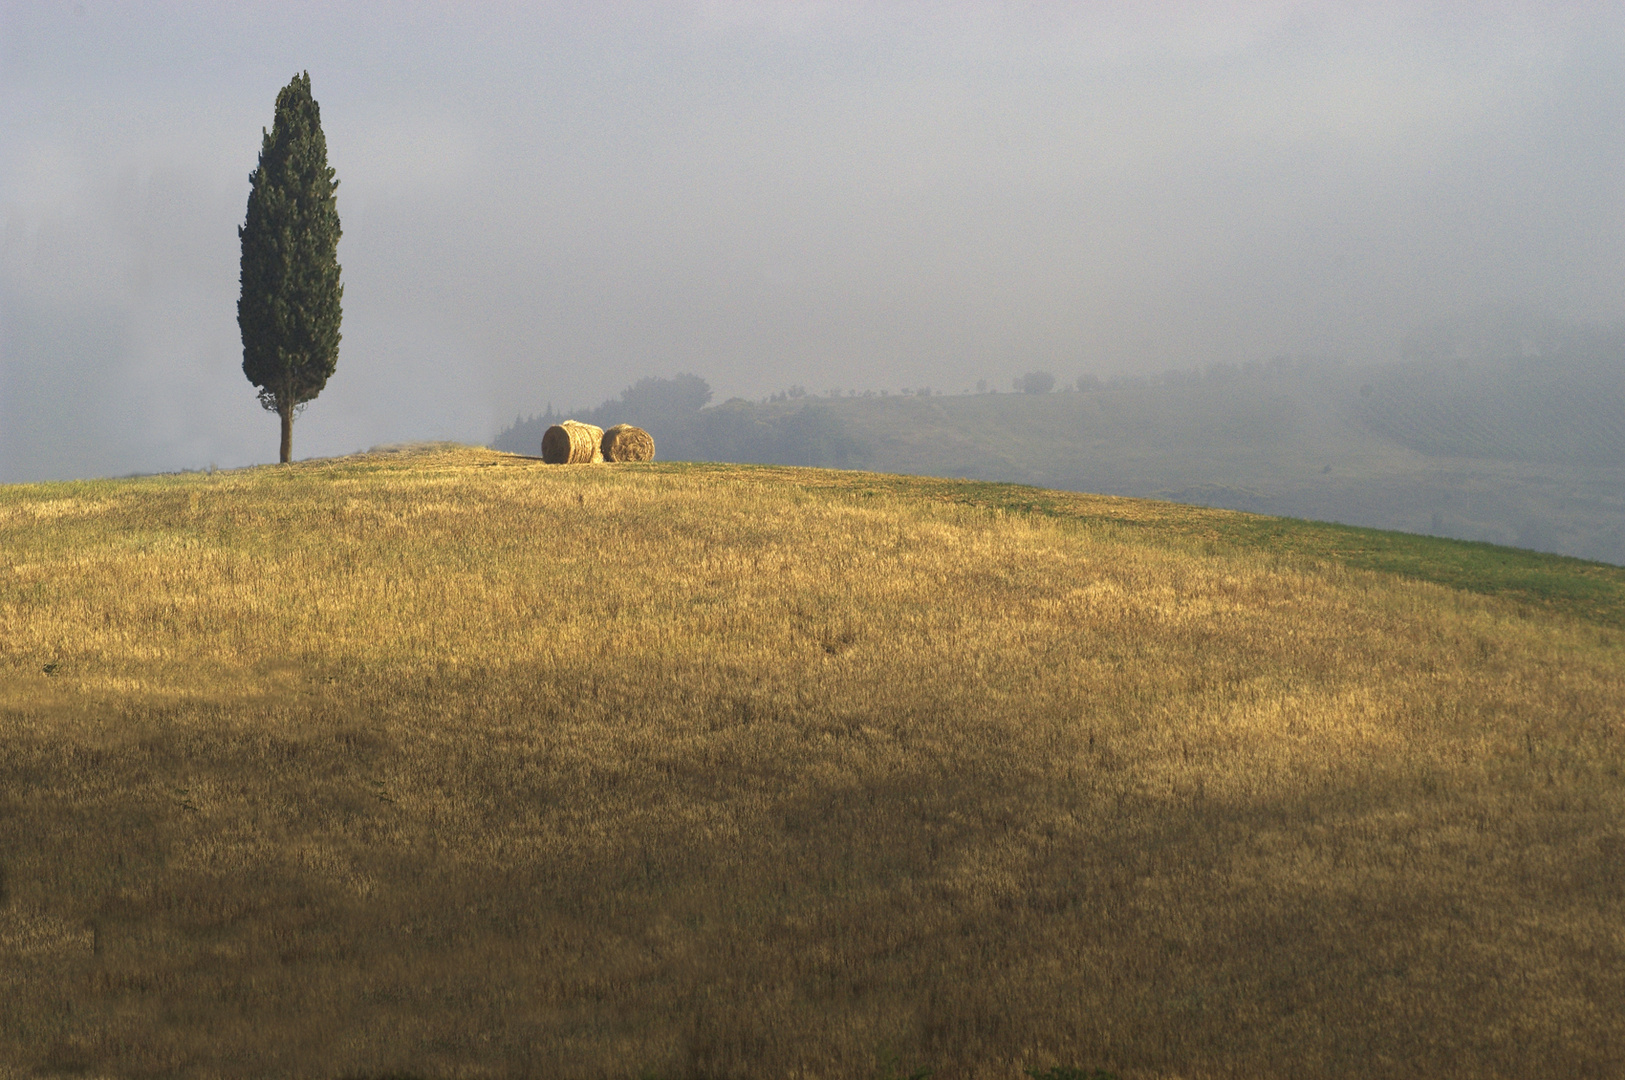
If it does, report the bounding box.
[1,445,1622,1079]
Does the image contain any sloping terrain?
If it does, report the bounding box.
[2,446,1623,1078]
[718,364,1625,565]
[495,357,1625,565]
[1356,355,1625,465]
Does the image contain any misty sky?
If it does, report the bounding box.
[3,2,1623,480]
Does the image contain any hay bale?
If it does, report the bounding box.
[601,424,655,463]
[541,421,605,464]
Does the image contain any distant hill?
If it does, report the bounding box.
[1356,354,1625,464]
[497,355,1625,565]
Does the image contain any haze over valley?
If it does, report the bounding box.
[6,3,1625,528]
[498,321,1625,564]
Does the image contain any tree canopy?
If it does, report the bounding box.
[239,71,342,464]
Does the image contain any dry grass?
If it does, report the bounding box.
[1,445,1622,1079]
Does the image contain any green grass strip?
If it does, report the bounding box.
[668,462,1625,630]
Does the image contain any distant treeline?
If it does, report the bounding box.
[1075,354,1345,392]
[491,375,870,469]
[495,338,1625,473]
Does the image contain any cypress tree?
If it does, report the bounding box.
[239,71,342,464]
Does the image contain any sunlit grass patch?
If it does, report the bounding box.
[1,445,1621,1078]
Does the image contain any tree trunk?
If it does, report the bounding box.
[279,399,293,463]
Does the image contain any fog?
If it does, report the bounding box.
[4,2,1623,480]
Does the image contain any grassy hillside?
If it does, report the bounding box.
[3,446,1623,1078]
[501,358,1625,565]
[738,370,1625,567]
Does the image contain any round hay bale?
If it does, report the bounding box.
[541,420,605,464]
[601,423,655,463]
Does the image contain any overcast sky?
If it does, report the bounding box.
[3,2,1623,479]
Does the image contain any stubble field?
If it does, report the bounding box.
[2,445,1622,1078]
